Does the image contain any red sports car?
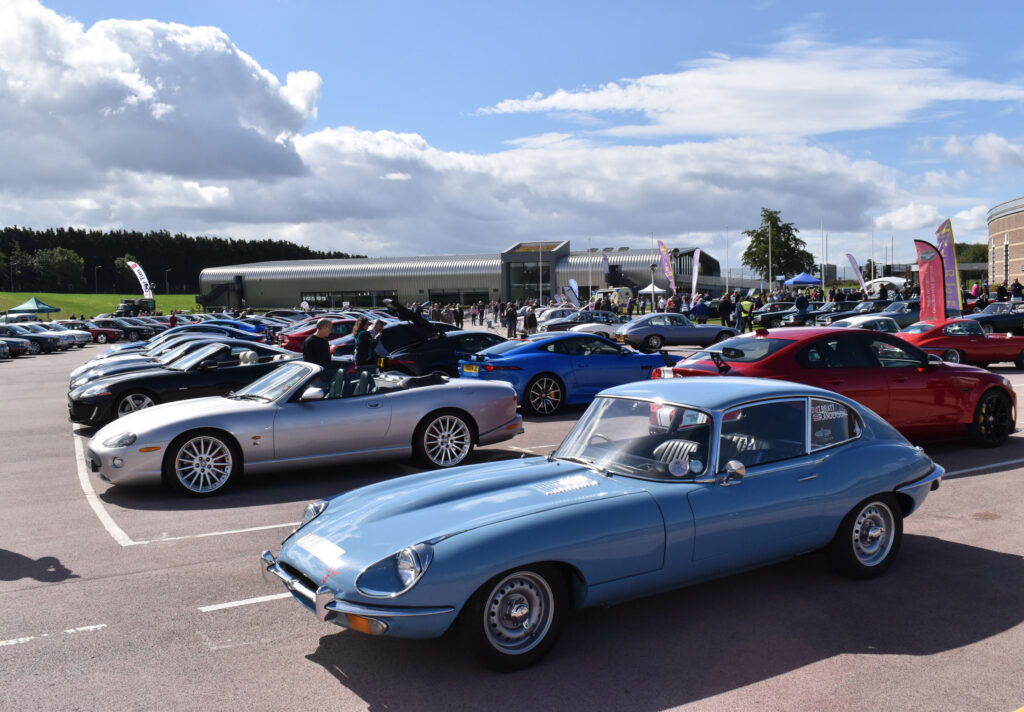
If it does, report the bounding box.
[898,318,1024,367]
[651,327,1015,447]
[278,318,355,352]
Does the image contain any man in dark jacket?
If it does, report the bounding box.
[718,295,733,326]
[303,318,335,387]
[505,302,518,338]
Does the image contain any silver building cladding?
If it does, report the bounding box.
[198,242,746,309]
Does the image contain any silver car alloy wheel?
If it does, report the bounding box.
[483,571,554,655]
[175,435,233,494]
[116,393,154,417]
[28,341,40,355]
[423,415,471,466]
[529,377,562,415]
[851,500,895,567]
[942,349,961,363]
[96,333,108,344]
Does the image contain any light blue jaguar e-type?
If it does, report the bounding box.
[262,377,943,671]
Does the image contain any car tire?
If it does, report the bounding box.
[769,318,781,328]
[413,410,475,468]
[460,564,567,672]
[594,332,609,340]
[713,331,731,343]
[163,429,241,497]
[969,388,1014,448]
[27,341,40,355]
[980,322,995,334]
[644,334,663,350]
[828,494,903,579]
[127,330,140,341]
[1016,352,1024,370]
[96,333,108,344]
[115,391,158,418]
[524,374,564,416]
[941,349,962,363]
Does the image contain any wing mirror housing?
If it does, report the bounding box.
[923,354,943,371]
[720,460,746,486]
[198,359,218,371]
[300,386,325,401]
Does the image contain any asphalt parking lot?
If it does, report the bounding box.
[2,343,1023,712]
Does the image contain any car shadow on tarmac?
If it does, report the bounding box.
[304,535,1023,711]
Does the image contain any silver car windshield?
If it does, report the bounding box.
[554,396,712,481]
[157,342,200,365]
[232,362,313,402]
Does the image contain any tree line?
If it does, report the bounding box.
[0,226,363,294]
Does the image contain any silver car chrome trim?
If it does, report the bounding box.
[323,599,454,619]
[896,465,944,493]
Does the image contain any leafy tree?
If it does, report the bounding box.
[29,247,86,292]
[741,208,815,281]
[954,242,988,263]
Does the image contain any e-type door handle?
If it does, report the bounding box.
[799,474,818,482]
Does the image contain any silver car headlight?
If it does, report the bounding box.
[81,384,112,398]
[356,543,434,598]
[102,432,137,448]
[71,377,89,388]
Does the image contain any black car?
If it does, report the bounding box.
[330,321,459,356]
[815,300,893,325]
[70,338,294,388]
[0,336,31,357]
[383,331,507,377]
[749,302,800,328]
[67,342,292,426]
[781,301,858,327]
[0,324,60,354]
[93,318,156,343]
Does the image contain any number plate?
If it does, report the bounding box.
[463,363,479,374]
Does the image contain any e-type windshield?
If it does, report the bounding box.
[555,396,712,481]
[983,303,1009,314]
[853,302,878,312]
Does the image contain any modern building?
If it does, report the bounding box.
[988,196,1024,286]
[198,242,756,309]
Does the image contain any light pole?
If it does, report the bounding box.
[165,268,172,296]
[9,261,15,292]
[650,263,657,308]
[94,265,102,294]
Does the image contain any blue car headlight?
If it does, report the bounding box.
[356,543,434,598]
[102,432,137,448]
[299,499,328,528]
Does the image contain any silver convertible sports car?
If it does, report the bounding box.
[262,377,942,671]
[87,361,523,496]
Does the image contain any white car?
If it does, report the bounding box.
[828,315,900,333]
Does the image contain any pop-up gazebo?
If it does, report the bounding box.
[7,297,61,318]
[638,282,667,295]
[783,272,822,286]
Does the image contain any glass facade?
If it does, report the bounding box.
[508,262,551,301]
[300,290,397,308]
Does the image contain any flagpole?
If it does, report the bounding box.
[725,225,730,295]
[768,221,773,293]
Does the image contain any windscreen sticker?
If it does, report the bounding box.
[812,402,846,422]
[668,456,690,478]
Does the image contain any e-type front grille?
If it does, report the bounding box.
[277,562,319,598]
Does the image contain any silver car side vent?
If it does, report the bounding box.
[535,474,599,496]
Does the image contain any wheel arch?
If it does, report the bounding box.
[161,426,246,480]
[414,407,479,446]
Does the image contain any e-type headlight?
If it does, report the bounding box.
[102,432,137,448]
[300,499,328,528]
[356,543,434,598]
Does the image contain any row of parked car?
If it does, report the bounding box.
[59,300,982,671]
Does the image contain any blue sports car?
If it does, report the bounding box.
[457,332,680,415]
[262,376,943,671]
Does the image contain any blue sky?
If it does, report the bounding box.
[4,0,1023,270]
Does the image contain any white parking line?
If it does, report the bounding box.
[73,428,297,547]
[0,624,107,647]
[943,456,1024,478]
[198,593,291,613]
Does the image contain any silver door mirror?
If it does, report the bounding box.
[299,386,325,401]
[721,460,746,485]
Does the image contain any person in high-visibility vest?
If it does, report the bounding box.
[738,296,754,332]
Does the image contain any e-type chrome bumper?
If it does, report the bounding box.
[260,551,453,633]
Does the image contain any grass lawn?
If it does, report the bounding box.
[0,292,200,318]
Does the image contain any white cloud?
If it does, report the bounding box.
[481,36,1024,138]
[969,133,1024,169]
[953,205,989,230]
[875,203,940,231]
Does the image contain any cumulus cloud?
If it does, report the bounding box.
[481,36,1024,138]
[953,205,989,230]
[0,0,316,189]
[875,203,940,231]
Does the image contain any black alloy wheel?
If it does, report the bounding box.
[970,388,1013,448]
[525,374,564,416]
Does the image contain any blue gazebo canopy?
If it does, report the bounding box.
[8,296,60,313]
[784,272,822,286]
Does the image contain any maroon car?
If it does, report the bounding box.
[651,327,1016,447]
[279,318,355,352]
[57,319,123,345]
